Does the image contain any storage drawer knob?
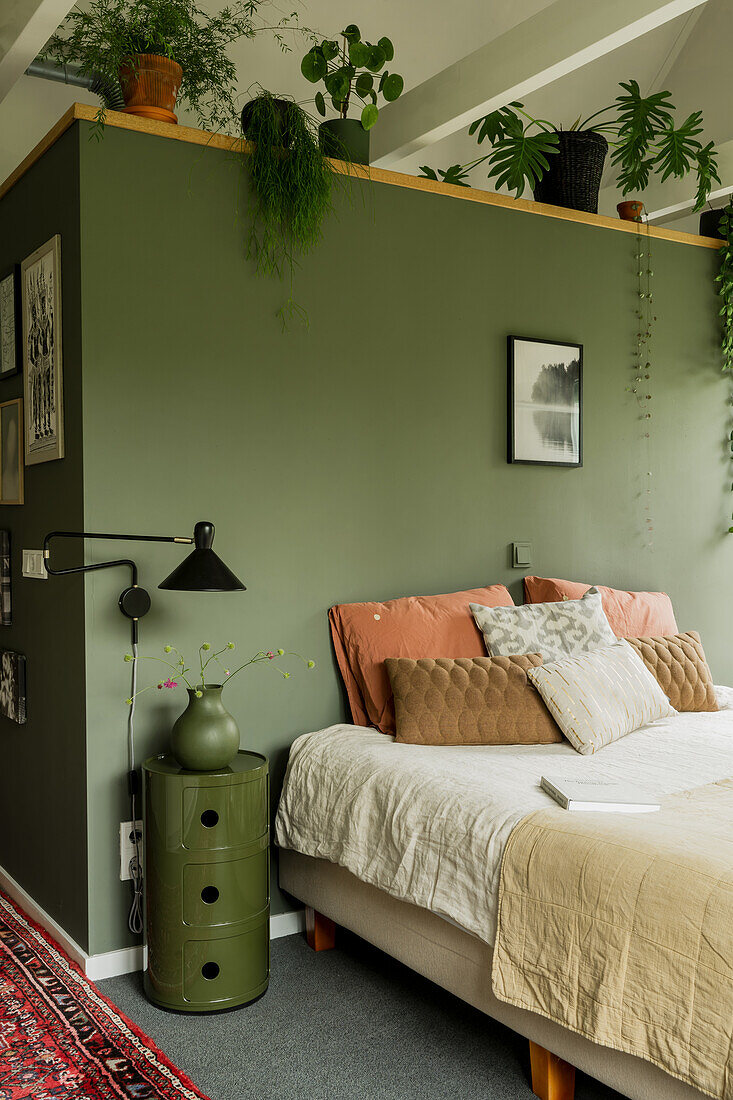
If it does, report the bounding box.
[201,962,220,980]
[200,809,219,828]
[201,885,220,905]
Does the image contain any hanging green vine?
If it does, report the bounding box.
[626,208,655,548]
[715,199,733,531]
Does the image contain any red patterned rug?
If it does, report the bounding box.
[0,890,210,1099]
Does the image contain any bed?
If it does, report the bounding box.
[275,689,733,1100]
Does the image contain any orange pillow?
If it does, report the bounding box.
[523,576,677,639]
[329,584,514,734]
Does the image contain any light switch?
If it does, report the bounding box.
[512,541,532,569]
[22,549,47,579]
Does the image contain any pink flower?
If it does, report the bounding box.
[162,678,178,689]
[267,651,275,660]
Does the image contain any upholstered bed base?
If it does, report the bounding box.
[279,849,706,1100]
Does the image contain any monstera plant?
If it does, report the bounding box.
[420,80,719,216]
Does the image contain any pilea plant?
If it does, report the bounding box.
[419,79,718,208]
[240,89,333,325]
[301,25,403,131]
[715,200,733,531]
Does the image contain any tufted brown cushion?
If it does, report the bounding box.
[384,655,562,746]
[625,631,718,713]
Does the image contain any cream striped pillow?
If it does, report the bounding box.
[527,639,676,755]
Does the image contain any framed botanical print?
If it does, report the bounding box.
[507,336,583,468]
[21,235,64,466]
[0,398,23,504]
[0,267,21,378]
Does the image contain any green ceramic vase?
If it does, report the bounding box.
[170,686,240,772]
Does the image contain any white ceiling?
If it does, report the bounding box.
[1,0,730,228]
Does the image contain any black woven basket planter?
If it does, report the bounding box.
[533,130,609,214]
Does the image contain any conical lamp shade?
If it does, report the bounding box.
[158,521,246,592]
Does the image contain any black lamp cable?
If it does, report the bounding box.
[127,644,143,935]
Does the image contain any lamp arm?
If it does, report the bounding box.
[42,530,194,645]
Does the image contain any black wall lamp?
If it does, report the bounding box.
[43,520,245,644]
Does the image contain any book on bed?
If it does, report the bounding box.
[540,775,661,813]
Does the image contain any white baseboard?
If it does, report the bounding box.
[0,862,89,972]
[271,908,305,939]
[0,862,305,981]
[85,945,147,982]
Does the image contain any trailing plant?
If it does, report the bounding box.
[419,79,719,207]
[624,210,656,547]
[301,24,403,132]
[124,641,315,703]
[240,89,334,325]
[40,0,298,135]
[715,200,733,531]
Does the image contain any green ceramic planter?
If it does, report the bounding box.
[319,118,370,165]
[171,686,239,771]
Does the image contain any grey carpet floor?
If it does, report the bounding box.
[100,929,624,1100]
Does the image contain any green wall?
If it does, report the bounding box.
[76,121,727,955]
[0,127,88,949]
[4,119,724,958]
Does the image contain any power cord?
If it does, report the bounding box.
[127,643,144,935]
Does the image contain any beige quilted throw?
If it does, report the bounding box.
[492,779,733,1099]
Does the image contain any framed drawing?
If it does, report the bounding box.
[0,398,23,504]
[0,649,26,724]
[0,531,10,625]
[21,235,64,466]
[507,336,582,468]
[0,267,21,378]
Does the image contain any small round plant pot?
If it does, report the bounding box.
[699,208,726,240]
[241,97,296,147]
[119,53,183,125]
[170,686,240,772]
[617,199,644,222]
[319,119,370,166]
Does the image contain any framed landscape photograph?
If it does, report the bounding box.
[21,235,64,466]
[0,267,21,378]
[0,398,23,504]
[507,336,583,468]
[0,649,26,724]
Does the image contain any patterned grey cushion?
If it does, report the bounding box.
[470,587,615,664]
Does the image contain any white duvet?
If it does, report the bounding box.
[275,687,733,943]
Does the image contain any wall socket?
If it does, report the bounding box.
[119,820,143,881]
[22,550,47,579]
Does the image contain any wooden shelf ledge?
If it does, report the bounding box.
[0,102,722,250]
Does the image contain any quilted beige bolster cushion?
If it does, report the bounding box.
[384,655,562,746]
[625,630,718,712]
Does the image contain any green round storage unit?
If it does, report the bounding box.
[143,751,269,1013]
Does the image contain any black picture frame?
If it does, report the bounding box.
[0,649,26,724]
[507,335,583,468]
[0,266,22,379]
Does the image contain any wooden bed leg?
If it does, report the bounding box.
[305,906,336,951]
[529,1041,576,1100]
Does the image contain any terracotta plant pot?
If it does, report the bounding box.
[617,199,644,222]
[118,53,183,125]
